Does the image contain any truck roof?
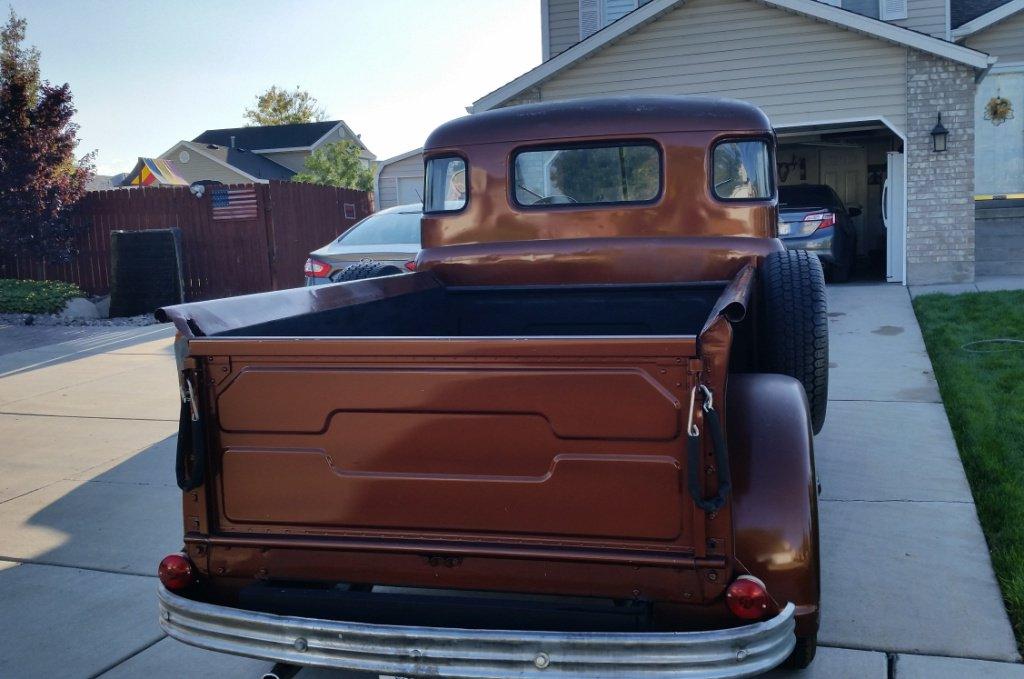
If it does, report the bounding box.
[425,96,772,149]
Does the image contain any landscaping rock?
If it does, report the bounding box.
[57,297,100,321]
[94,295,111,318]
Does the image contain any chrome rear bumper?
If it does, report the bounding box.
[158,586,796,678]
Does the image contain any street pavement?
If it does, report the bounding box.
[0,286,1022,678]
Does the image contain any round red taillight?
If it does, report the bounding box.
[726,575,770,620]
[158,553,195,591]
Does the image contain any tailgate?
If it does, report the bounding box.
[193,336,699,549]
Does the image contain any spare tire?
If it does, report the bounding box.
[759,249,829,434]
[332,260,404,282]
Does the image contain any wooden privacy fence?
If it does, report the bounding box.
[0,181,372,301]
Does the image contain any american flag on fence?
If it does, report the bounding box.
[211,187,259,220]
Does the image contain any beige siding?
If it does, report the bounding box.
[378,152,424,209]
[378,177,398,208]
[319,126,376,160]
[548,0,581,58]
[890,0,948,38]
[159,143,251,185]
[533,0,908,133]
[261,150,310,173]
[966,11,1024,63]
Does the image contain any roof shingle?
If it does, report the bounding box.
[193,144,296,180]
[192,120,342,150]
[952,0,1016,28]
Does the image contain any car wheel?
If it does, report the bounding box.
[759,249,829,434]
[783,633,817,669]
[332,260,404,282]
[831,235,855,283]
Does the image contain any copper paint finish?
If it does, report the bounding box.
[165,275,756,608]
[728,373,820,637]
[417,236,782,287]
[421,97,777,250]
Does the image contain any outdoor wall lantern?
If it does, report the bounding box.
[931,112,949,153]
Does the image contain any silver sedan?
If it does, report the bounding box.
[304,204,421,285]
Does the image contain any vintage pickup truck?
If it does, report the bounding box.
[156,96,826,678]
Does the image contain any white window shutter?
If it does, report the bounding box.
[879,0,908,20]
[580,0,601,40]
[604,0,638,24]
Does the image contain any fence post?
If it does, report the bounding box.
[262,183,279,291]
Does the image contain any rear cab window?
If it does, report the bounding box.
[512,142,661,208]
[425,156,467,213]
[712,140,773,201]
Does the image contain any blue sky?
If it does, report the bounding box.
[15,1,541,175]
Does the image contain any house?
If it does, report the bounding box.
[458,0,1024,284]
[953,0,1024,275]
[156,120,375,186]
[375,148,425,209]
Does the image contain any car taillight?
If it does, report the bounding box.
[802,211,835,234]
[404,261,416,271]
[304,257,331,278]
[158,553,195,591]
[726,575,770,620]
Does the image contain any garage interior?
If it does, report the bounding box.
[776,122,904,281]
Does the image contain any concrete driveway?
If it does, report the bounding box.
[0,285,1022,678]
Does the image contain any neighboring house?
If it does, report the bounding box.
[85,173,128,191]
[953,1,1024,275]
[467,0,1024,284]
[157,120,376,186]
[375,148,425,209]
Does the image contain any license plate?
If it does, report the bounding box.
[778,222,793,236]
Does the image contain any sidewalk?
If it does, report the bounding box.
[908,273,1024,298]
[793,283,1022,677]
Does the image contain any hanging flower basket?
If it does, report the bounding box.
[984,96,1014,126]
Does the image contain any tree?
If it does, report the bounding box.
[293,141,375,191]
[244,85,327,126]
[0,9,93,263]
[549,146,658,203]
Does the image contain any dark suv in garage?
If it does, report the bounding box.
[778,184,860,282]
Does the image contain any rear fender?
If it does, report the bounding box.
[727,373,819,637]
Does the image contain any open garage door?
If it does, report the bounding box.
[776,120,905,283]
[883,151,906,283]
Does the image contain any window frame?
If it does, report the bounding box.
[422,154,470,215]
[509,139,665,211]
[709,137,777,204]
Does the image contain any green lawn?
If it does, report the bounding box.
[914,290,1024,647]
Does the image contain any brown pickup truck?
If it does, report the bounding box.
[156,96,826,678]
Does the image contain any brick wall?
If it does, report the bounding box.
[905,51,976,284]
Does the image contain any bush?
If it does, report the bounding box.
[0,278,85,314]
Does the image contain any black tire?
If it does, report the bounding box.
[760,250,829,434]
[830,236,856,283]
[332,260,404,282]
[783,633,818,670]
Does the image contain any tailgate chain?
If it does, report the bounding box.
[686,384,732,513]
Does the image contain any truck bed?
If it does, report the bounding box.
[158,266,752,605]
[217,280,723,337]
